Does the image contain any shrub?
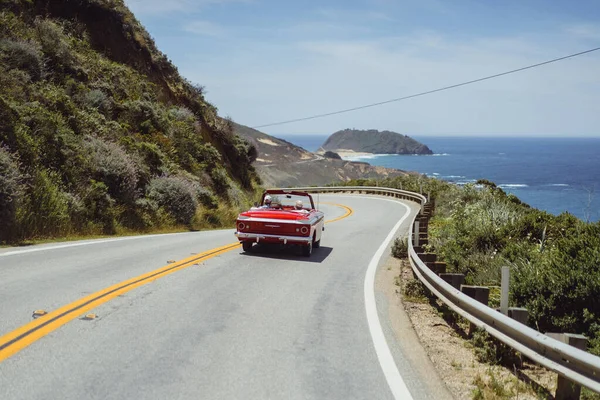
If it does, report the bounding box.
[169,106,195,122]
[392,236,408,258]
[83,89,113,116]
[147,176,198,225]
[471,328,520,367]
[34,19,76,71]
[196,186,218,209]
[17,169,71,239]
[0,39,44,81]
[84,135,139,202]
[0,146,24,242]
[403,278,428,300]
[83,180,117,234]
[210,166,230,195]
[121,99,168,135]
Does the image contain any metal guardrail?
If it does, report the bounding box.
[286,186,600,394]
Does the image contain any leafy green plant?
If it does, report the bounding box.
[471,328,521,367]
[0,146,24,242]
[17,168,71,238]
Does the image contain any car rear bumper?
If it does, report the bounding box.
[235,232,312,245]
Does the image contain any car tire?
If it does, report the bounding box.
[242,241,253,252]
[313,235,321,249]
[302,241,312,257]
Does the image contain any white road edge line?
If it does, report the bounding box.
[0,231,207,257]
[364,198,414,400]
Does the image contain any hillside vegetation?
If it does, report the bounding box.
[321,128,433,154]
[339,176,600,357]
[0,0,260,243]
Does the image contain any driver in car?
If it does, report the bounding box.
[261,195,272,208]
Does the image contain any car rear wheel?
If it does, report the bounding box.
[313,234,320,249]
[242,241,253,252]
[302,241,312,257]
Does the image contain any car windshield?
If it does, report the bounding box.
[266,194,312,210]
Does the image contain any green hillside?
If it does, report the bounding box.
[0,0,260,243]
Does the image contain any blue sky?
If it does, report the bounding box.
[124,0,600,137]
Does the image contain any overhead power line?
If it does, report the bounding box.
[252,47,600,129]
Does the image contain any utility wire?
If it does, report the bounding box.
[252,47,600,129]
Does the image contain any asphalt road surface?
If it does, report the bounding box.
[0,194,452,400]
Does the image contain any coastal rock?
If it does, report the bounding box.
[321,128,433,155]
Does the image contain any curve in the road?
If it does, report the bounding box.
[363,198,412,399]
[0,203,354,363]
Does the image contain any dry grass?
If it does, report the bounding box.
[397,259,558,399]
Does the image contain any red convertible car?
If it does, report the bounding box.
[235,190,325,257]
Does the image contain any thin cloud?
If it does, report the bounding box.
[125,0,252,15]
[185,20,227,37]
[565,24,600,41]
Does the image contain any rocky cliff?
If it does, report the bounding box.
[233,124,410,187]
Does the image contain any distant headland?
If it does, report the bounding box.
[319,129,433,155]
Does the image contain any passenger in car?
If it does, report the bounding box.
[294,200,309,213]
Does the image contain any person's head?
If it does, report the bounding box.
[295,200,303,210]
[264,195,272,206]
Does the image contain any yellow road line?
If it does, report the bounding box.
[322,202,353,223]
[0,203,353,362]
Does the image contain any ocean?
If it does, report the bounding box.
[275,135,600,222]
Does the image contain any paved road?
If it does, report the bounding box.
[0,195,452,400]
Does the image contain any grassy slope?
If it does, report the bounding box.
[0,0,261,243]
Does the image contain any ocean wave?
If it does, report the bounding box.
[455,179,478,186]
[444,175,466,179]
[432,153,450,156]
[545,184,570,187]
[499,184,529,188]
[343,154,386,161]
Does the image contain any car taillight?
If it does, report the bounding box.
[237,222,245,231]
[300,226,309,236]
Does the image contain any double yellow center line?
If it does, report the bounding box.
[0,203,353,362]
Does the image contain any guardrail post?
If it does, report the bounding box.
[413,221,420,247]
[461,285,490,336]
[507,307,528,325]
[417,253,437,263]
[500,266,510,315]
[439,273,465,290]
[546,333,588,400]
[427,261,447,274]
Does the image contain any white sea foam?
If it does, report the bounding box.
[499,184,529,188]
[546,184,570,187]
[444,175,466,179]
[432,153,450,156]
[456,179,478,186]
